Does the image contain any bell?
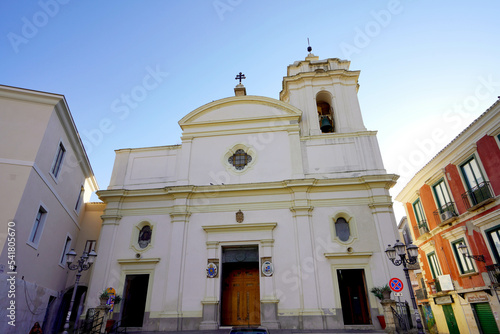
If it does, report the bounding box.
[320,116,333,133]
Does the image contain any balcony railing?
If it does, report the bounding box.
[433,202,458,225]
[486,264,500,286]
[462,181,494,210]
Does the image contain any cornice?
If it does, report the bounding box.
[117,258,160,265]
[179,95,302,127]
[97,176,400,206]
[324,252,373,258]
[181,114,300,129]
[202,222,277,233]
[180,123,300,140]
[300,130,378,141]
[0,85,63,105]
[396,101,500,203]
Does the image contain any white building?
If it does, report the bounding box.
[0,86,103,334]
[87,53,405,331]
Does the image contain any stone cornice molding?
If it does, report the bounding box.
[101,214,122,224]
[169,211,191,223]
[396,101,500,203]
[324,252,373,258]
[289,206,314,217]
[441,226,467,240]
[98,176,400,205]
[300,130,378,141]
[117,258,160,265]
[202,222,277,233]
[180,123,300,141]
[179,95,302,127]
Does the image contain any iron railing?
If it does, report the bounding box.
[486,264,500,286]
[391,302,413,333]
[79,308,103,334]
[462,181,494,210]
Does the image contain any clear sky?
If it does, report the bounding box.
[1,0,499,222]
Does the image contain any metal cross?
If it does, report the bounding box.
[235,72,246,84]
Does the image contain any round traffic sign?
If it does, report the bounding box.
[389,278,404,292]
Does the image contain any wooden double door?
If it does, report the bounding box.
[221,263,260,326]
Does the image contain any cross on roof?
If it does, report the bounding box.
[235,72,246,84]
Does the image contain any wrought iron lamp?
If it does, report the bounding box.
[457,242,485,262]
[385,240,424,334]
[62,249,97,334]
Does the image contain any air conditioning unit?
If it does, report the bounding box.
[418,225,429,235]
[440,210,456,222]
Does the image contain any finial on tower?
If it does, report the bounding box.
[307,38,312,53]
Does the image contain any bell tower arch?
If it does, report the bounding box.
[280,53,366,136]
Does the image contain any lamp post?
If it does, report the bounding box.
[62,249,97,334]
[385,240,424,334]
[457,242,485,262]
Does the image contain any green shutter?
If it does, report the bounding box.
[473,303,500,334]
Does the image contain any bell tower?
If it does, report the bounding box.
[279,51,366,136]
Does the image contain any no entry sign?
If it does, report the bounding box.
[389,277,404,292]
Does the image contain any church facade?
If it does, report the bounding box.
[86,53,405,331]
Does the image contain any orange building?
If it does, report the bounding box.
[396,98,500,334]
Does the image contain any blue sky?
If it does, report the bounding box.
[1,1,499,221]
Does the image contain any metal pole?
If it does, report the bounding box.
[402,262,424,334]
[63,271,81,334]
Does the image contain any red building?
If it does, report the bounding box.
[396,99,500,333]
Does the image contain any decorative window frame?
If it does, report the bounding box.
[412,198,429,230]
[131,220,155,253]
[50,139,66,182]
[426,251,443,279]
[485,224,500,264]
[222,144,257,175]
[27,202,48,249]
[330,211,358,245]
[58,233,73,268]
[74,184,85,214]
[432,178,455,213]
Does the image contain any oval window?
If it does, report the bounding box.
[138,225,152,249]
[335,217,350,242]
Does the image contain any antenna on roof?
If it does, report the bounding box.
[307,38,312,53]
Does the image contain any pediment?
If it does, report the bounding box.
[179,95,301,129]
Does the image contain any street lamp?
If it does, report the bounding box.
[62,249,97,334]
[457,242,485,262]
[385,240,424,334]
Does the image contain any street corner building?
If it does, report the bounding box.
[85,53,405,331]
[0,86,104,334]
[396,99,500,333]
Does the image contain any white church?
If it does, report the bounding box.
[86,51,404,331]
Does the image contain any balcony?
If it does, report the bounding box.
[433,202,458,226]
[462,181,495,211]
[486,264,500,287]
